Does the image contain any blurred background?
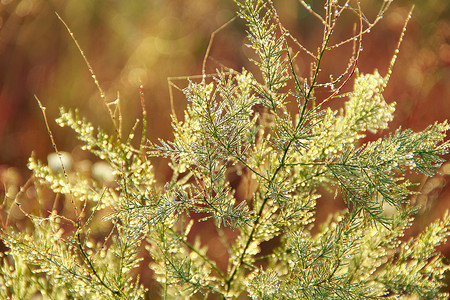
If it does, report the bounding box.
[0,0,449,294]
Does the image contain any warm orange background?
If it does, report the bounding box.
[0,0,449,295]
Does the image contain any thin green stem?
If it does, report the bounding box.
[76,233,122,297]
[286,43,306,101]
[168,227,226,279]
[224,21,334,295]
[299,28,333,126]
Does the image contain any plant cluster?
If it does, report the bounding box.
[1,0,449,299]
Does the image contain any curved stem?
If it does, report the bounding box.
[76,232,122,297]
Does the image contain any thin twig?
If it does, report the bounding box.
[382,6,414,91]
[55,12,121,137]
[139,84,147,154]
[202,16,237,81]
[35,96,81,223]
[5,176,34,228]
[269,0,315,59]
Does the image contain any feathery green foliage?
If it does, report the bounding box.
[1,0,450,299]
